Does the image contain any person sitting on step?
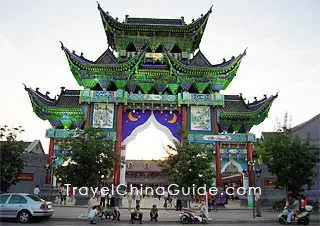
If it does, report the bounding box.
[87,205,99,224]
[131,205,143,224]
[150,205,158,222]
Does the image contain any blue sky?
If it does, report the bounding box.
[0,0,319,159]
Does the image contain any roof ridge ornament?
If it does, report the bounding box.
[23,83,28,91]
[59,41,65,50]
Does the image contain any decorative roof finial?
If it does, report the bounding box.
[239,93,242,97]
[264,94,267,99]
[96,1,101,9]
[46,91,50,96]
[209,5,213,13]
[59,41,64,50]
[36,87,39,92]
[60,86,65,91]
[80,52,84,58]
[222,58,226,63]
[23,83,27,90]
[244,47,248,54]
[254,96,257,102]
[275,91,279,97]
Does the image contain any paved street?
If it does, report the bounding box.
[1,220,320,226]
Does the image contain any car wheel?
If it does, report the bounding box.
[18,210,31,223]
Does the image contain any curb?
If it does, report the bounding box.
[50,217,278,224]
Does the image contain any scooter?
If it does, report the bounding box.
[278,205,313,225]
[179,208,208,224]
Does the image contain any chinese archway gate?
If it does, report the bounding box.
[25,2,277,189]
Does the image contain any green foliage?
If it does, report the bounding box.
[259,114,317,195]
[54,128,114,187]
[159,141,215,189]
[0,126,25,193]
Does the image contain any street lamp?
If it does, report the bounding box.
[247,159,263,219]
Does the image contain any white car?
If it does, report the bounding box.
[0,193,54,223]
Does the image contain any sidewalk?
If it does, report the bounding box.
[51,197,320,224]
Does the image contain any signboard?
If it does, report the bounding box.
[17,173,34,182]
[202,135,232,141]
[145,53,164,61]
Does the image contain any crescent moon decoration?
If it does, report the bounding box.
[167,113,177,124]
[128,111,139,122]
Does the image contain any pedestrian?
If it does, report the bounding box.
[150,205,158,222]
[130,205,143,224]
[163,189,169,209]
[300,195,307,211]
[134,188,141,206]
[33,185,40,197]
[176,191,183,211]
[100,189,106,207]
[87,205,99,224]
[127,190,133,211]
[255,193,262,217]
[60,184,67,205]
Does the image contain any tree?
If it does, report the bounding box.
[160,141,215,189]
[54,128,114,188]
[258,113,317,197]
[0,125,25,193]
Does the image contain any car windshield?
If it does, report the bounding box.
[26,195,45,202]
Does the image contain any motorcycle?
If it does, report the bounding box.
[278,205,313,225]
[179,208,208,224]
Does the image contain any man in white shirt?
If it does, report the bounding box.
[255,193,262,217]
[33,185,40,197]
[163,190,169,209]
[88,206,99,224]
[134,189,141,206]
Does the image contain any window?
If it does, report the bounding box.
[26,195,44,202]
[8,195,27,204]
[0,195,10,204]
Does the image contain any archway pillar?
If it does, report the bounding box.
[214,106,223,188]
[114,104,124,186]
[45,138,55,184]
[215,141,222,188]
[181,105,187,143]
[247,141,253,187]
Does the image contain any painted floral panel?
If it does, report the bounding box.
[92,103,114,129]
[190,106,211,131]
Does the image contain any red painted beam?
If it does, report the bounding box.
[46,138,55,184]
[215,141,222,188]
[181,105,187,144]
[247,141,254,187]
[84,104,91,128]
[114,104,124,185]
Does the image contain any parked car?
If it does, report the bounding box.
[0,193,53,223]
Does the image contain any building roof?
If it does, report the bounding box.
[24,85,86,128]
[189,50,212,67]
[261,114,319,150]
[217,93,278,132]
[291,114,320,149]
[60,41,246,92]
[97,3,212,51]
[0,140,45,154]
